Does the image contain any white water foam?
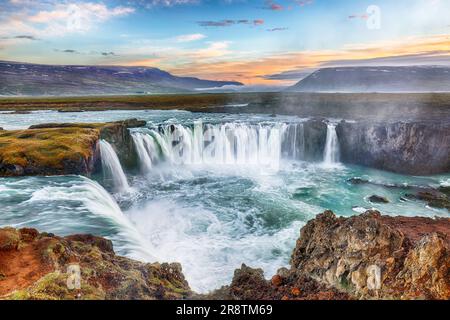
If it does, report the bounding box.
[25,176,155,261]
[127,198,303,293]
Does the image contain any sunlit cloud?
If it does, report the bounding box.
[175,33,206,42]
[0,2,135,38]
[197,19,264,27]
[162,34,450,85]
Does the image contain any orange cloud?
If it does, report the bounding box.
[118,34,450,85]
[178,35,450,84]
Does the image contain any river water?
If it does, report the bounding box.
[0,110,448,292]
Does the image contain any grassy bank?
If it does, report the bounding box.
[0,92,449,120]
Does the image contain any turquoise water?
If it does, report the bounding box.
[0,110,448,292]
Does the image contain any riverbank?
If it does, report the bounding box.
[1,210,448,300]
[1,92,450,121]
[0,119,144,176]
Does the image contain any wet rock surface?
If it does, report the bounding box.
[336,120,450,175]
[348,177,450,212]
[368,195,390,203]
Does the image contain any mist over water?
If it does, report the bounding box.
[0,110,448,292]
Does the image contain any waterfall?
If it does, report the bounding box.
[282,123,304,160]
[132,122,298,171]
[323,123,340,165]
[99,140,130,192]
[132,133,156,174]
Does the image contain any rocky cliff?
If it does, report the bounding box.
[1,211,448,300]
[336,120,450,175]
[0,228,190,300]
[0,119,145,177]
[208,211,449,300]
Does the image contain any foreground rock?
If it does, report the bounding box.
[1,211,448,300]
[209,211,449,300]
[0,228,190,300]
[0,119,145,177]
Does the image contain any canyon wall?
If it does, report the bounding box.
[336,121,450,175]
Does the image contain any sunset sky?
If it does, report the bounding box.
[0,0,449,85]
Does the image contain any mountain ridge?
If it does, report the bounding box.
[0,60,243,96]
[288,66,450,93]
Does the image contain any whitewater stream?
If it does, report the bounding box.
[1,110,449,293]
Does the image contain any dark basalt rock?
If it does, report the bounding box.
[302,120,327,161]
[336,120,450,175]
[368,195,390,203]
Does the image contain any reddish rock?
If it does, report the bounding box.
[271,275,282,287]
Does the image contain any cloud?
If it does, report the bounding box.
[14,35,40,40]
[138,0,199,7]
[0,2,135,38]
[101,51,116,56]
[267,27,288,32]
[164,34,450,85]
[190,41,232,59]
[175,33,206,42]
[54,49,82,54]
[295,0,314,7]
[0,35,40,41]
[197,19,264,27]
[53,49,117,56]
[263,1,284,11]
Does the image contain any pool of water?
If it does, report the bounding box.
[0,109,448,293]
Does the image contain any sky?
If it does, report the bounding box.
[0,0,449,85]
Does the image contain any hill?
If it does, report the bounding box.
[288,66,450,93]
[0,61,243,96]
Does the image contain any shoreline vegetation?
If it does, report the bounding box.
[0,210,448,300]
[1,92,450,121]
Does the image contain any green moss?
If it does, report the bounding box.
[0,127,100,173]
[7,272,105,300]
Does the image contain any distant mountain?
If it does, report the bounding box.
[0,61,243,96]
[288,66,450,93]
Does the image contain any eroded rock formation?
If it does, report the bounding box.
[0,228,190,300]
[0,212,448,300]
[209,211,449,300]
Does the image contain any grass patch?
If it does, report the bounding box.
[0,127,100,171]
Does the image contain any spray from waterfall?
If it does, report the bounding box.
[99,140,130,192]
[78,176,156,261]
[323,123,340,165]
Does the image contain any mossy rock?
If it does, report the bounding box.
[0,227,20,251]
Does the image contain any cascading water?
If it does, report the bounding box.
[132,133,157,174]
[131,122,302,171]
[99,140,130,192]
[323,123,340,165]
[2,111,449,294]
